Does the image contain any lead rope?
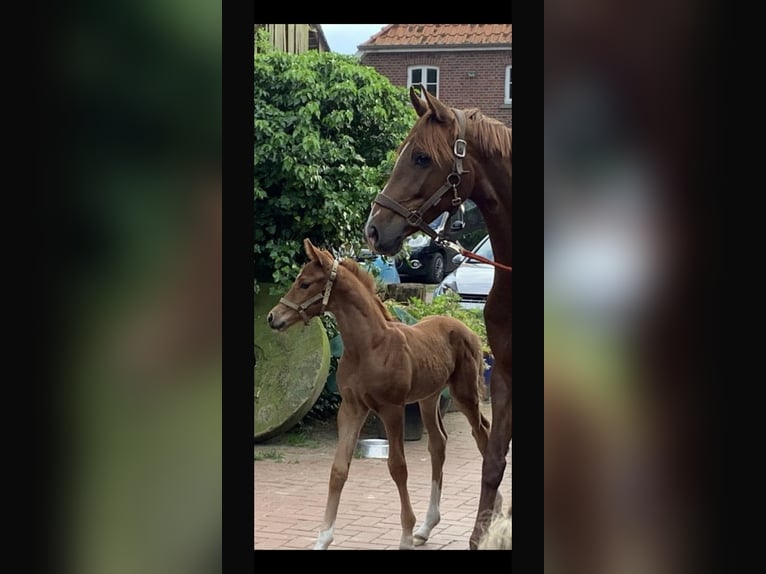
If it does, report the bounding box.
[436,237,512,272]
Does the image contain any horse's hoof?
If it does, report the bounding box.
[314,526,334,549]
[413,535,427,546]
[493,494,504,514]
[399,534,415,550]
[469,533,480,550]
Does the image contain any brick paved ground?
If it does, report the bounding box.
[254,401,511,550]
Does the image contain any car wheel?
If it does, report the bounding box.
[426,253,445,283]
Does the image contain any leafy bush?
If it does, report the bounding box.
[303,385,342,423]
[254,38,416,293]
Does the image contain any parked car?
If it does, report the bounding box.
[396,201,487,284]
[355,250,400,284]
[433,234,494,310]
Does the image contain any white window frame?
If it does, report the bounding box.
[407,66,439,98]
[505,65,512,105]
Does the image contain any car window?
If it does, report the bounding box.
[449,200,487,250]
[404,213,446,248]
[429,212,447,230]
[470,237,494,262]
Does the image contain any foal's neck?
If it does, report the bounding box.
[325,271,390,354]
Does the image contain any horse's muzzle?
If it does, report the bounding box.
[266,310,286,331]
[365,222,404,255]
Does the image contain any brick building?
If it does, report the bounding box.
[358,24,512,127]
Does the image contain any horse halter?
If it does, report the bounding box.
[373,108,468,241]
[279,259,339,325]
[372,110,513,273]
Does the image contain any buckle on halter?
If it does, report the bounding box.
[453,139,467,158]
[447,173,461,188]
[406,211,423,226]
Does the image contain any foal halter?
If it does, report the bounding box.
[279,259,339,325]
[373,108,468,241]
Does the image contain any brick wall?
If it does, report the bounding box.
[360,49,512,127]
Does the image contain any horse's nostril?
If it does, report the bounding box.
[366,224,379,244]
[267,312,273,325]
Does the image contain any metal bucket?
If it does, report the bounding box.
[356,438,389,459]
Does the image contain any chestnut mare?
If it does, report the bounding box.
[267,239,493,550]
[364,87,512,548]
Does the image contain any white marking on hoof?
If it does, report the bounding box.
[399,530,415,550]
[313,524,334,550]
[413,481,442,546]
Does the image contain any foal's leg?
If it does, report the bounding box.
[413,394,446,546]
[377,404,417,550]
[448,357,493,461]
[314,397,369,550]
[450,384,492,456]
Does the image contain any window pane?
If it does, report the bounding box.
[411,69,422,84]
[477,237,494,260]
[426,68,437,83]
[427,84,437,96]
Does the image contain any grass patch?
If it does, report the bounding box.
[284,425,320,448]
[254,448,284,462]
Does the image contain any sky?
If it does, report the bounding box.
[320,24,388,55]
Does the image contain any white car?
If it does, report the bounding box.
[433,235,494,310]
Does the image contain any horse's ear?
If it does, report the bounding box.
[317,249,334,270]
[421,88,451,123]
[303,238,320,261]
[410,85,429,117]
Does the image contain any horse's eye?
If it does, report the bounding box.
[414,153,431,167]
[300,281,310,289]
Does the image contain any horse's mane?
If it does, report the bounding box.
[467,108,512,160]
[400,108,512,168]
[337,256,395,321]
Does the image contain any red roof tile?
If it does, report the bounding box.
[360,24,511,49]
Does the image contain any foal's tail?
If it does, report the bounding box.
[448,323,489,407]
[477,351,490,402]
[466,329,489,403]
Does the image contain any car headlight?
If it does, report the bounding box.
[434,276,458,297]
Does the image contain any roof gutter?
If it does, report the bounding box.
[310,23,331,52]
[358,43,511,53]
